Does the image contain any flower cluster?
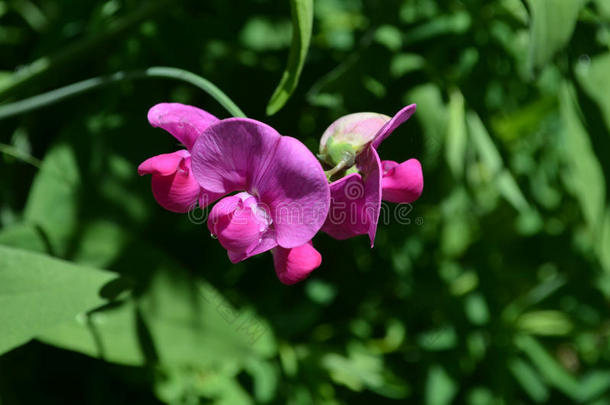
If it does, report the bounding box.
[139,103,423,284]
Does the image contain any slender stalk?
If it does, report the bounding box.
[0,66,246,120]
[0,0,171,99]
[0,142,41,168]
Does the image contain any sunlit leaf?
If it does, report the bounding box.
[526,0,584,72]
[23,143,80,257]
[266,0,313,115]
[509,358,549,402]
[426,365,457,405]
[0,245,115,355]
[559,83,606,237]
[576,52,610,134]
[446,89,467,179]
[39,269,276,368]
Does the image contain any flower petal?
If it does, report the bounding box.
[273,241,322,285]
[138,150,191,176]
[148,103,219,150]
[208,194,268,254]
[381,159,424,203]
[191,118,280,195]
[191,118,330,249]
[371,104,417,149]
[148,156,200,213]
[254,136,330,249]
[321,173,370,240]
[360,146,383,246]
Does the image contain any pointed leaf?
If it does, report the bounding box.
[266,0,313,115]
[0,245,115,355]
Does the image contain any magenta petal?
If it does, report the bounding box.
[191,118,280,195]
[254,136,330,248]
[191,118,330,249]
[361,146,383,246]
[145,153,200,213]
[322,146,382,246]
[148,103,219,150]
[371,104,417,149]
[208,194,271,256]
[381,159,424,203]
[273,241,322,285]
[138,150,191,176]
[322,173,370,240]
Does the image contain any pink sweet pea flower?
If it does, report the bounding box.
[191,118,330,265]
[138,103,219,213]
[320,104,423,245]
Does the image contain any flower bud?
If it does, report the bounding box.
[319,112,390,167]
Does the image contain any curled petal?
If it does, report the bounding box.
[138,151,200,213]
[273,241,322,285]
[371,104,416,149]
[381,159,424,203]
[148,103,219,150]
[138,150,190,176]
[208,193,272,257]
[191,119,330,249]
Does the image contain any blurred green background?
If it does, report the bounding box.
[1,0,610,404]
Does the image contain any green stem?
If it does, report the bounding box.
[0,0,171,99]
[0,142,41,168]
[0,66,246,120]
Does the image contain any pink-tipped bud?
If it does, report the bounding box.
[319,112,390,167]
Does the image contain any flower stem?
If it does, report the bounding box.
[0,66,246,120]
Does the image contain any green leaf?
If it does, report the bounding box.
[266,0,313,115]
[39,269,276,368]
[38,301,144,365]
[508,358,550,402]
[559,82,606,237]
[426,365,457,405]
[0,223,47,253]
[0,245,115,355]
[516,310,573,336]
[515,335,581,399]
[526,0,584,72]
[445,89,467,179]
[576,52,610,134]
[23,143,80,257]
[467,111,529,213]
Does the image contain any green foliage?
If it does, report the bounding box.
[1,0,610,404]
[0,245,115,354]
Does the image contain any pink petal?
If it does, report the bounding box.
[191,118,280,195]
[371,104,417,149]
[381,159,424,203]
[360,146,383,246]
[148,103,219,150]
[208,194,271,256]
[255,136,330,248]
[322,145,382,246]
[273,241,322,285]
[322,173,370,240]
[191,119,330,249]
[146,153,200,213]
[138,150,191,176]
